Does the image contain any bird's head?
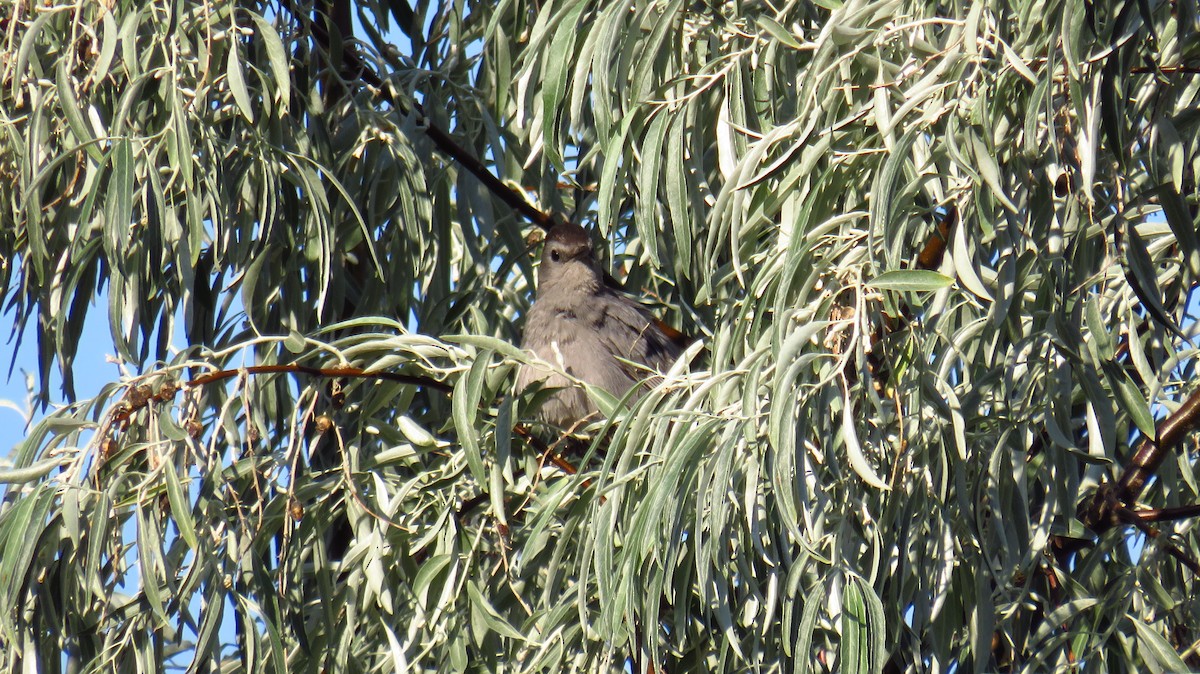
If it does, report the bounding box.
[536,223,602,297]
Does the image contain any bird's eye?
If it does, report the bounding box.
[550,249,561,262]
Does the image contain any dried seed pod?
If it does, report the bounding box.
[289,497,304,522]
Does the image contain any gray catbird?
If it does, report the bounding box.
[517,223,682,427]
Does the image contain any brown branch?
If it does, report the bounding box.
[1130,65,1200,74]
[1110,496,1200,576]
[1117,385,1200,504]
[1131,503,1200,524]
[1077,386,1200,534]
[185,363,451,392]
[120,363,587,478]
[106,364,449,427]
[915,205,956,270]
[513,423,583,477]
[277,0,560,232]
[110,362,586,480]
[108,362,587,512]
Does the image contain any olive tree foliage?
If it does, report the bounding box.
[1,0,1199,670]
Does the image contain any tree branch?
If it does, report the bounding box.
[279,0,560,232]
[1076,385,1200,538]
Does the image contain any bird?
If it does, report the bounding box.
[517,223,683,428]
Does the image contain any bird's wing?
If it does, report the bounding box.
[594,290,682,375]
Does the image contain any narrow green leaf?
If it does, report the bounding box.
[56,61,104,162]
[0,456,67,484]
[755,15,803,49]
[631,0,684,102]
[452,353,491,484]
[87,11,119,89]
[190,584,225,666]
[445,334,526,360]
[951,216,993,300]
[637,112,670,265]
[665,115,692,272]
[397,415,437,447]
[13,11,54,99]
[1084,295,1112,362]
[598,114,637,231]
[860,576,886,674]
[0,483,57,611]
[85,488,113,598]
[1153,117,1185,192]
[540,2,586,172]
[842,387,890,490]
[163,460,199,551]
[491,397,511,527]
[795,582,824,674]
[136,503,171,627]
[1123,223,1183,337]
[841,578,870,674]
[867,270,954,292]
[969,134,1019,212]
[413,554,453,609]
[283,328,306,353]
[869,125,921,241]
[1102,361,1157,441]
[467,582,528,641]
[1131,619,1189,672]
[248,11,291,106]
[106,137,134,246]
[226,42,255,123]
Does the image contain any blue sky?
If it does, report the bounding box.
[0,298,118,455]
